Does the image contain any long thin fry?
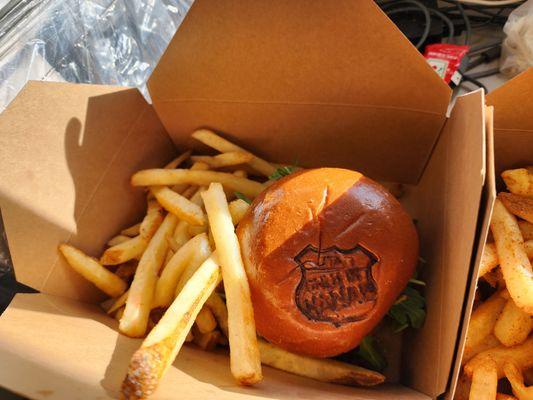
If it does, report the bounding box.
[140,201,164,240]
[152,233,210,309]
[205,292,229,337]
[58,244,127,297]
[121,222,141,237]
[195,306,217,334]
[173,241,212,296]
[192,129,275,177]
[228,199,250,226]
[107,289,129,315]
[164,150,192,169]
[100,235,148,266]
[107,235,131,247]
[191,152,253,169]
[120,213,178,337]
[121,255,221,400]
[151,186,206,226]
[132,169,264,199]
[494,299,533,347]
[491,199,533,314]
[202,183,262,385]
[258,339,384,387]
[469,359,498,400]
[480,243,499,277]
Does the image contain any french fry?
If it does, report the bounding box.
[455,373,472,400]
[58,244,127,297]
[496,394,518,400]
[107,289,129,315]
[163,249,174,269]
[482,267,506,289]
[152,233,210,309]
[193,330,221,351]
[462,334,500,364]
[180,186,198,198]
[233,170,247,178]
[100,297,116,313]
[120,213,178,337]
[500,193,533,224]
[173,220,191,249]
[258,338,384,387]
[469,359,498,400]
[107,235,131,247]
[202,183,262,385]
[464,291,506,355]
[115,261,137,282]
[491,199,533,314]
[228,199,250,225]
[121,222,141,237]
[150,186,206,226]
[188,224,207,236]
[121,255,221,400]
[191,129,276,177]
[115,306,125,321]
[195,306,217,334]
[480,243,499,277]
[519,221,533,241]
[164,150,192,169]
[173,241,212,297]
[502,168,533,197]
[205,292,229,337]
[140,201,165,240]
[100,235,148,266]
[191,152,253,169]
[504,363,533,400]
[191,161,209,171]
[494,299,533,347]
[465,337,533,379]
[132,169,264,199]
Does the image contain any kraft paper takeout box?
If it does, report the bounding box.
[0,1,487,399]
[447,68,533,400]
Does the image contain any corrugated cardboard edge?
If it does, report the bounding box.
[444,105,496,400]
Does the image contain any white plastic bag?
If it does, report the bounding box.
[500,0,533,77]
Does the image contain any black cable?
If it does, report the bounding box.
[454,1,472,45]
[386,6,455,42]
[461,74,488,92]
[381,0,431,49]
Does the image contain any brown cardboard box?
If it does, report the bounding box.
[0,1,488,399]
[447,67,533,400]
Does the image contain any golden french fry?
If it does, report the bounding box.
[132,169,264,199]
[163,248,174,269]
[195,306,217,334]
[258,338,384,387]
[202,183,262,385]
[496,394,518,400]
[140,201,164,240]
[464,291,506,355]
[173,220,192,249]
[100,235,148,266]
[233,170,247,178]
[121,255,221,400]
[115,261,137,282]
[115,306,125,322]
[58,244,127,297]
[502,168,533,197]
[191,152,254,169]
[494,299,533,347]
[191,129,275,177]
[107,235,131,247]
[465,337,533,379]
[164,150,192,169]
[463,334,500,364]
[504,363,533,400]
[500,193,533,224]
[191,161,209,171]
[188,224,207,236]
[193,329,221,351]
[228,199,250,226]
[151,186,206,226]
[205,292,229,337]
[120,213,178,337]
[180,186,197,198]
[480,243,499,277]
[121,222,141,237]
[152,233,210,309]
[491,199,533,314]
[469,358,498,400]
[174,241,212,297]
[519,221,533,241]
[107,289,129,315]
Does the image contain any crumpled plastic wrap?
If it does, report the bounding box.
[0,0,193,113]
[500,0,533,77]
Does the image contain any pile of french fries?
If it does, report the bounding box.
[58,129,384,399]
[457,167,533,400]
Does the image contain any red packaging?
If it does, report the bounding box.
[424,44,470,85]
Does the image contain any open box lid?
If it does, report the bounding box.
[147,0,451,183]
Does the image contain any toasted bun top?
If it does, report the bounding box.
[237,168,418,358]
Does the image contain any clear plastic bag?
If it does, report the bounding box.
[500,0,533,77]
[0,0,193,112]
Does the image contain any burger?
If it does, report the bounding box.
[237,168,419,358]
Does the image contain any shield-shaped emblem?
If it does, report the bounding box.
[294,243,379,326]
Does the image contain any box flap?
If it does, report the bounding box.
[0,293,430,400]
[445,106,496,400]
[147,0,451,183]
[486,68,533,175]
[402,90,485,397]
[0,81,175,303]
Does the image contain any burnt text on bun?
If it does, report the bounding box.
[237,168,419,358]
